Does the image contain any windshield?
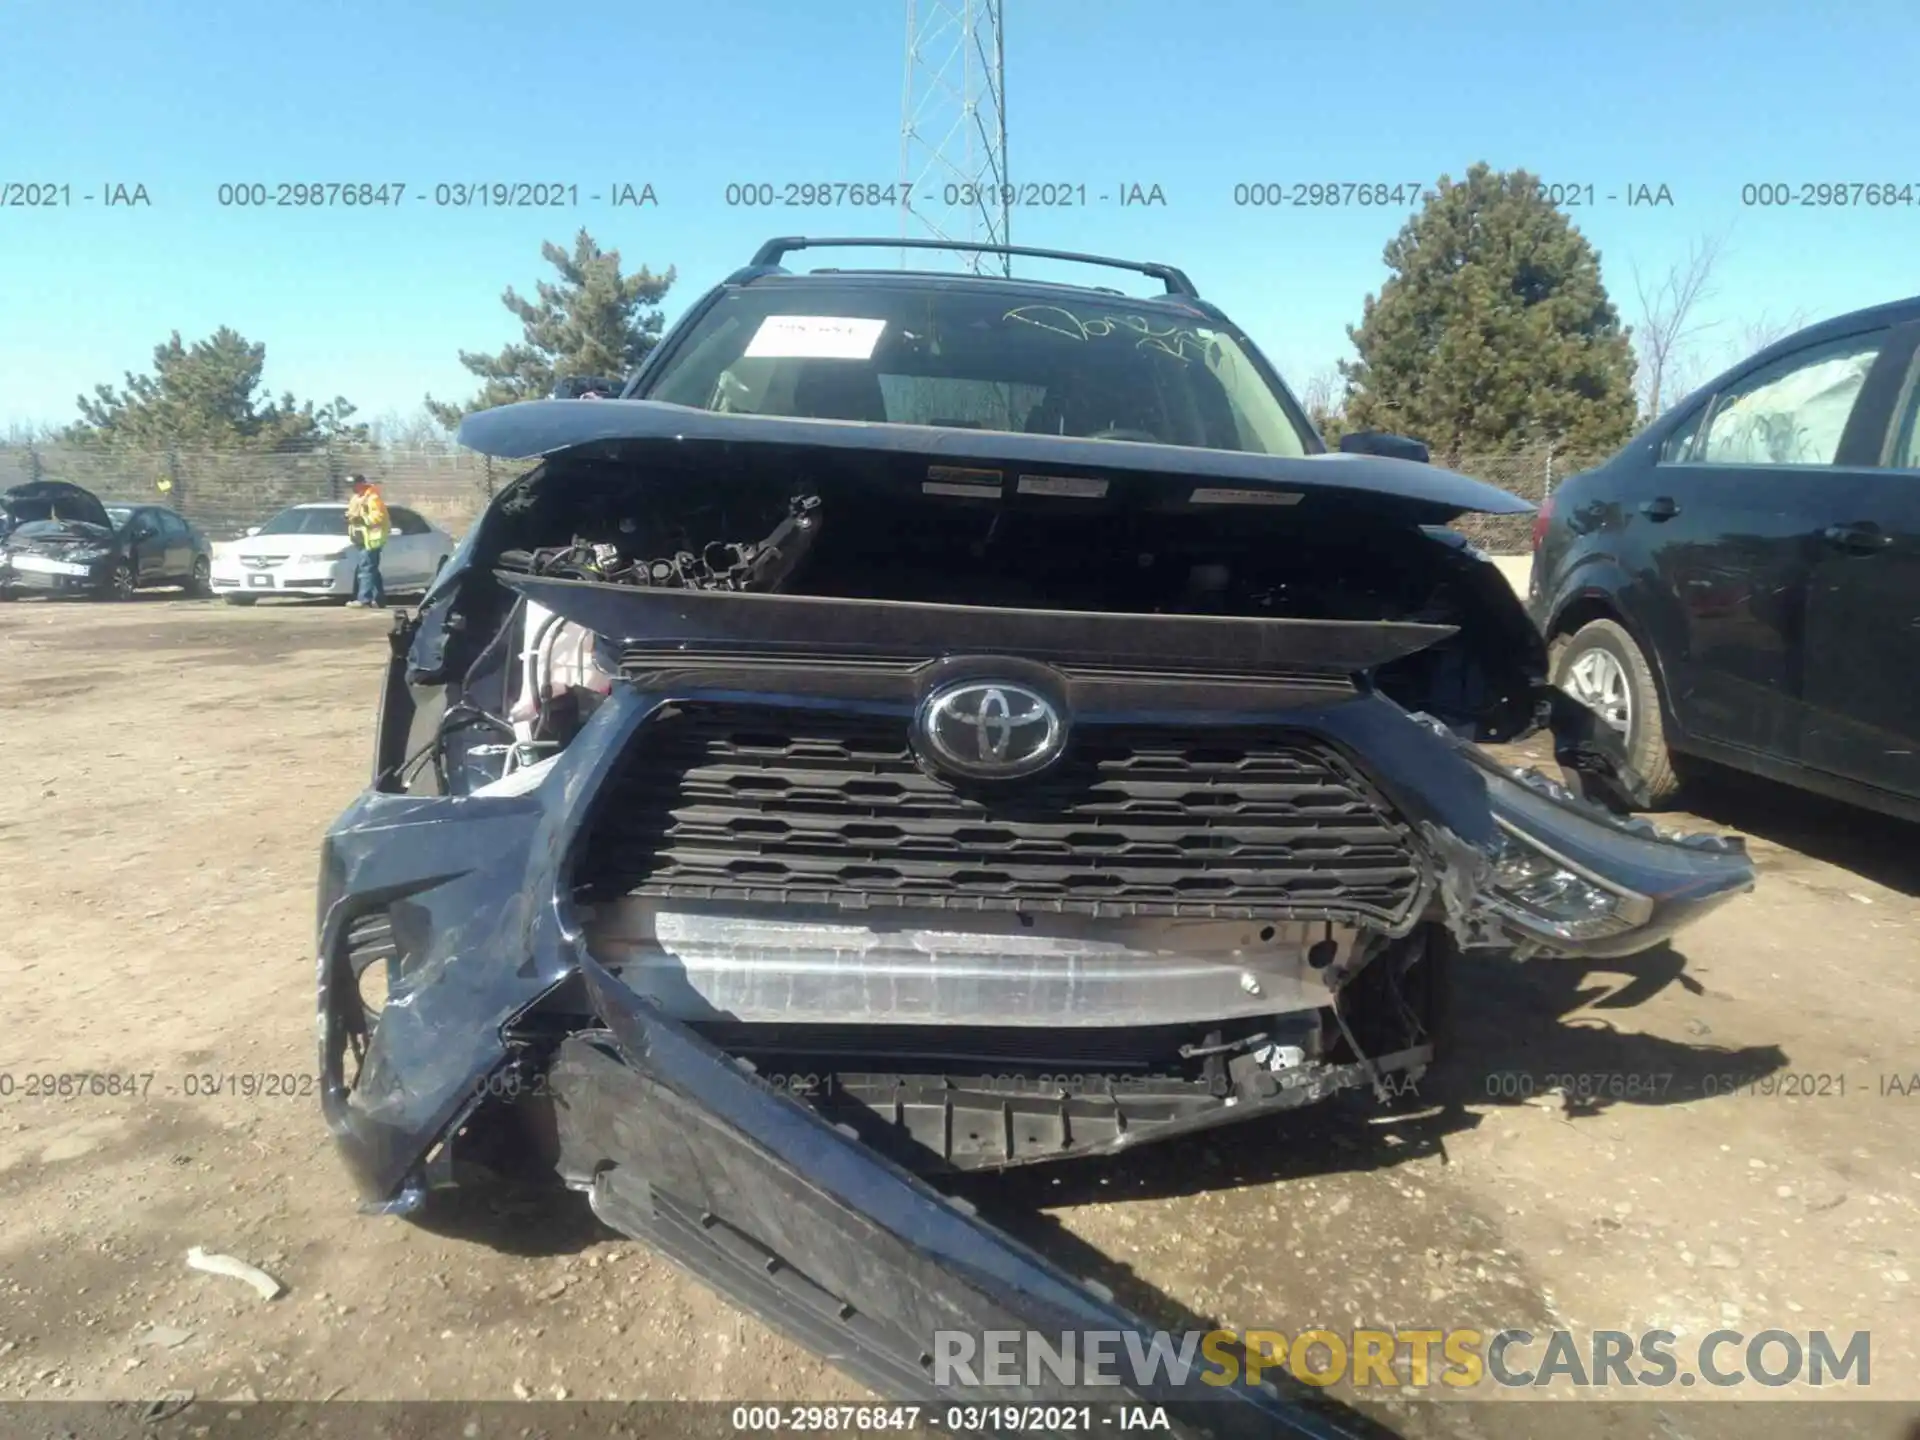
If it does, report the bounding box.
[256,507,348,536]
[107,506,133,529]
[641,285,1315,457]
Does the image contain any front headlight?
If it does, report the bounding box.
[1481,819,1653,941]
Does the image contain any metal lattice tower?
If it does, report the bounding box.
[899,0,1009,273]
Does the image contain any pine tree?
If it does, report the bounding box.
[66,328,364,451]
[425,230,675,427]
[1341,164,1639,458]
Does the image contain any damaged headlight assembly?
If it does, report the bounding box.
[1481,815,1652,942]
[1455,741,1753,958]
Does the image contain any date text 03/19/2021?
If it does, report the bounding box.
[1481,1070,1920,1100]
[207,182,658,208]
[0,1071,319,1101]
[727,1405,1172,1433]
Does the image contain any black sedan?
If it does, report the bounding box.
[1530,293,1920,821]
[0,491,213,600]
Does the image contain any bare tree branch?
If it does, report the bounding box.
[1631,234,1727,422]
[1669,310,1812,395]
[366,406,456,453]
[1299,365,1347,436]
[1729,310,1808,362]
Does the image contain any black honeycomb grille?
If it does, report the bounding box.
[580,704,1424,921]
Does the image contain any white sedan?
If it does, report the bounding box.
[210,502,455,606]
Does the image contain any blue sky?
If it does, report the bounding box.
[2,0,1914,435]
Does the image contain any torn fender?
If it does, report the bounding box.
[1541,680,1648,813]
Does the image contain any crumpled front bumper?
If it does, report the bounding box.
[316,679,1752,1421]
[0,553,113,594]
[318,682,1752,1202]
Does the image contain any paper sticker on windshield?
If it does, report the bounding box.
[1188,487,1303,506]
[744,315,887,360]
[1018,474,1108,498]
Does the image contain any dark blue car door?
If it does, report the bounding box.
[160,510,194,577]
[127,508,169,579]
[1799,321,1920,800]
[1649,324,1898,763]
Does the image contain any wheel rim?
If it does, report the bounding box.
[113,564,134,598]
[1563,646,1633,735]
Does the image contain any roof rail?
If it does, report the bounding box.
[748,236,1199,299]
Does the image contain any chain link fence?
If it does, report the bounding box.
[1442,446,1608,552]
[0,438,1606,554]
[0,441,530,541]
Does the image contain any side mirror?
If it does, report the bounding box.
[550,374,625,400]
[1339,430,1431,464]
[244,526,262,537]
[134,524,156,540]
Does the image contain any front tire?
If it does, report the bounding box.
[1551,618,1683,808]
[107,560,136,602]
[223,594,258,607]
[185,556,212,598]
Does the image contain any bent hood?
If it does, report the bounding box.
[457,398,1533,526]
[0,481,113,532]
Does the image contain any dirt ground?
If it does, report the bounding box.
[2,595,1917,1437]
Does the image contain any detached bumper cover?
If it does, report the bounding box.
[545,954,1364,1433]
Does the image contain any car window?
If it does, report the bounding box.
[1696,333,1886,467]
[106,506,134,529]
[641,284,1315,457]
[1892,357,1920,469]
[257,507,348,536]
[877,376,1047,431]
[1658,405,1709,463]
[160,511,188,538]
[389,507,428,535]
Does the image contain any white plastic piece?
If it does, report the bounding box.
[185,1247,284,1301]
[509,599,562,741]
[545,619,610,696]
[508,600,610,757]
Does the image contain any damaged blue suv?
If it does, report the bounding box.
[316,239,1755,1423]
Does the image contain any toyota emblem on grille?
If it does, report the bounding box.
[916,680,1065,779]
